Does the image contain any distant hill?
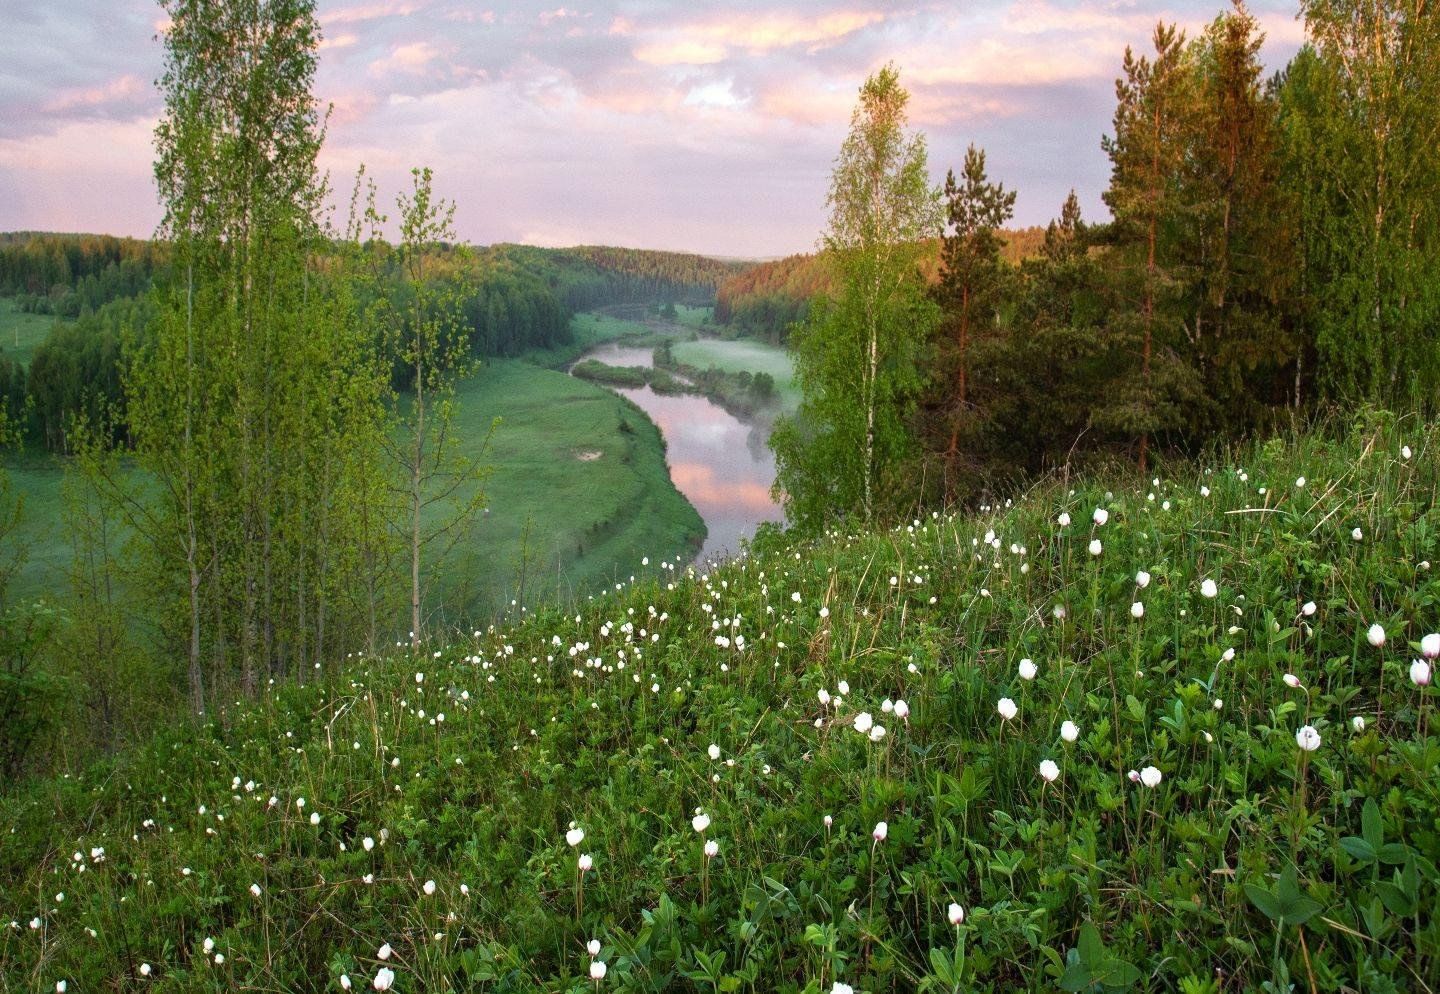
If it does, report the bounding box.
[715,227,1046,341]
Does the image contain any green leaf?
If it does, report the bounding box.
[1244,882,1284,922]
[1340,836,1377,863]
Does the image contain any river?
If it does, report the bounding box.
[574,341,786,563]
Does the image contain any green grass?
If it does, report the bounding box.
[1,359,705,622]
[429,359,703,619]
[671,336,799,411]
[0,298,60,367]
[671,304,713,329]
[5,412,1438,992]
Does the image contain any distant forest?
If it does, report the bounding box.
[0,233,749,454]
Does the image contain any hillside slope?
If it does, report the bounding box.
[3,414,1438,992]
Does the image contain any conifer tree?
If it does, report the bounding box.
[931,145,1015,498]
[1100,22,1199,472]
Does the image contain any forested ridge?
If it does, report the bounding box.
[0,234,754,453]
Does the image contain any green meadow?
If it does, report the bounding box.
[1,345,705,628]
[671,336,800,410]
[0,298,60,367]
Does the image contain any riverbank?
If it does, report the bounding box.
[566,327,794,561]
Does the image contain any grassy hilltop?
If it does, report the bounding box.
[3,413,1438,992]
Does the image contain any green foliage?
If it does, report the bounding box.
[773,64,943,530]
[4,416,1438,991]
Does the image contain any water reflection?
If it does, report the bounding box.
[574,343,785,561]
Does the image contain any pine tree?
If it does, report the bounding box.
[1100,22,1199,472]
[931,145,1015,498]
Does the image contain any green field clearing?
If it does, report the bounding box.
[0,298,61,367]
[2,359,704,626]
[670,336,800,410]
[431,359,703,619]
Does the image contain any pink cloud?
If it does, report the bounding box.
[633,8,887,64]
[326,1,422,27]
[368,41,445,76]
[320,32,359,51]
[43,74,148,115]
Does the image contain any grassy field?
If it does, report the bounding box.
[1,359,704,624]
[0,297,59,367]
[4,414,1437,992]
[429,359,703,619]
[671,335,800,411]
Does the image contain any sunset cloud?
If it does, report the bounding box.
[2,0,1310,256]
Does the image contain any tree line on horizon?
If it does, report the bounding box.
[772,0,1440,528]
[0,234,741,455]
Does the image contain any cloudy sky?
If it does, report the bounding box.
[0,0,1307,257]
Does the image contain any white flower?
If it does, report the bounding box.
[363,836,375,852]
[831,984,854,994]
[566,828,585,847]
[587,939,601,956]
[872,821,888,842]
[1352,716,1366,732]
[1295,476,1306,488]
[378,943,392,960]
[203,937,215,954]
[578,853,593,872]
[1352,527,1363,541]
[1093,507,1109,526]
[1367,624,1386,648]
[819,606,830,619]
[56,984,67,994]
[1296,725,1322,751]
[947,902,965,925]
[249,883,262,897]
[1057,512,1071,527]
[853,712,874,734]
[423,879,436,896]
[997,697,1017,720]
[1018,658,1037,680]
[1053,604,1066,620]
[704,839,719,858]
[869,724,886,742]
[1139,766,1162,788]
[1200,485,1210,497]
[837,680,850,695]
[707,744,720,761]
[1039,759,1059,782]
[893,699,910,719]
[817,688,831,706]
[341,975,352,990]
[310,812,321,826]
[589,961,607,980]
[373,967,395,991]
[1402,445,1412,459]
[140,963,152,977]
[1088,539,1103,556]
[1136,570,1151,588]
[1410,660,1432,687]
[1060,720,1079,743]
[1301,601,1316,617]
[1130,602,1144,619]
[691,813,710,833]
[1283,673,1301,688]
[823,814,833,829]
[1200,579,1218,599]
[1421,633,1440,660]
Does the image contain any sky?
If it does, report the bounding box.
[0,0,1308,258]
